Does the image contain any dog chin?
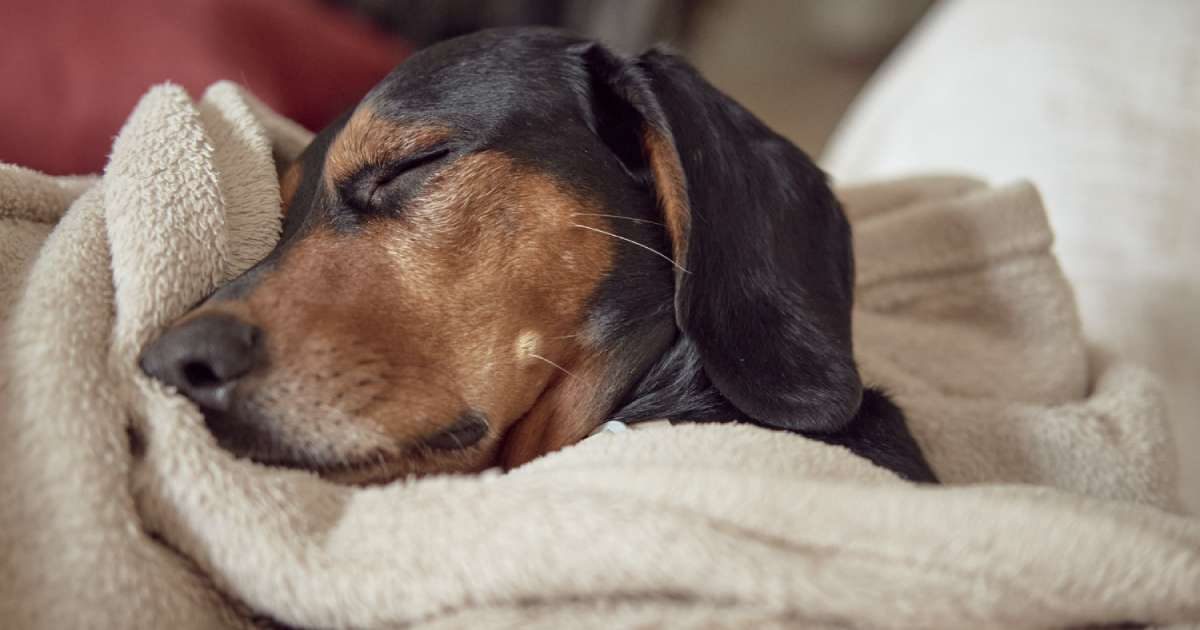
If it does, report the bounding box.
[312,448,496,486]
[199,402,503,484]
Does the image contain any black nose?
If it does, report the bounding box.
[139,314,263,412]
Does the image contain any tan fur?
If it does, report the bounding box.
[498,352,614,468]
[278,161,301,211]
[323,106,449,190]
[644,127,691,269]
[191,141,618,482]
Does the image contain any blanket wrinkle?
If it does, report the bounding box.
[1,82,1197,629]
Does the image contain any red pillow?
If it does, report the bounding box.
[0,0,409,175]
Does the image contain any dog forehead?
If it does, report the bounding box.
[273,30,620,253]
[364,29,590,125]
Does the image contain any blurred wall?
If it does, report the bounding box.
[683,0,931,154]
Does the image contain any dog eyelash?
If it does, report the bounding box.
[344,146,452,214]
[373,146,452,190]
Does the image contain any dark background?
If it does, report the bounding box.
[0,0,930,175]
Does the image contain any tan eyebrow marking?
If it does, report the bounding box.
[278,160,302,212]
[324,105,450,191]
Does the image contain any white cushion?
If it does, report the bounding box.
[823,0,1200,511]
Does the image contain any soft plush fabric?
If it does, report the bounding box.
[1,83,1197,628]
[823,0,1200,513]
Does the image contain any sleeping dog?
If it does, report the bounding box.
[139,28,936,485]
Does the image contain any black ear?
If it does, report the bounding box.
[581,44,861,433]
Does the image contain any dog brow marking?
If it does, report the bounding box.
[571,224,689,273]
[324,106,449,192]
[279,161,302,211]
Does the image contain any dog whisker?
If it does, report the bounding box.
[529,353,575,378]
[570,223,689,273]
[573,212,665,227]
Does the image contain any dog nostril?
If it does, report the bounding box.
[182,361,222,389]
[140,314,263,413]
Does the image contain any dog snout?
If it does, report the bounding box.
[139,313,263,413]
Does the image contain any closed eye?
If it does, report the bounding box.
[344,145,452,214]
[374,146,451,190]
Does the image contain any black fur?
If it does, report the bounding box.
[217,28,938,482]
[571,37,935,481]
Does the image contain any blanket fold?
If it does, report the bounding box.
[2,82,1196,629]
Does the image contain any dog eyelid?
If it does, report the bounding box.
[345,145,452,214]
[376,145,452,187]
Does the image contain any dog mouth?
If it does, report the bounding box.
[307,450,454,485]
[415,410,490,450]
[201,407,494,485]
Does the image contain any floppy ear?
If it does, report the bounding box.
[582,44,861,432]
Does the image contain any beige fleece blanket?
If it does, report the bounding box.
[1,83,1197,629]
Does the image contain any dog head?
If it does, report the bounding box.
[139,28,860,483]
